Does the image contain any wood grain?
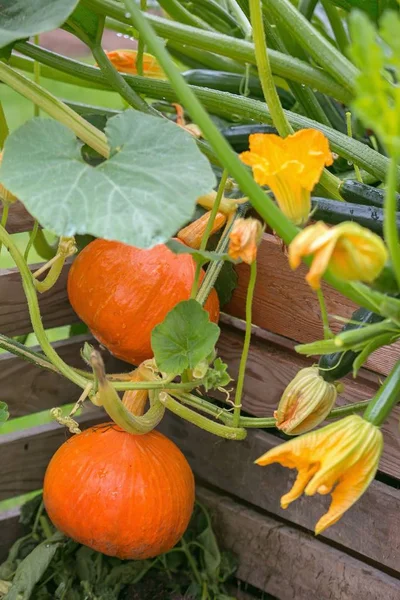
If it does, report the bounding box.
[0,507,25,563]
[0,260,78,337]
[217,324,400,481]
[157,414,400,573]
[1,335,131,418]
[0,202,35,234]
[1,411,400,572]
[198,487,400,600]
[226,233,400,376]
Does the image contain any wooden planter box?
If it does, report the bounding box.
[1,204,400,599]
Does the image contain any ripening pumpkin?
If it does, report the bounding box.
[43,425,195,560]
[67,239,220,365]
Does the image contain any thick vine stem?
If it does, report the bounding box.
[0,224,88,389]
[0,62,109,158]
[90,351,165,434]
[384,155,400,289]
[158,392,247,439]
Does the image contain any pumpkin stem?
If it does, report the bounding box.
[90,351,165,435]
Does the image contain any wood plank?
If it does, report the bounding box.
[0,260,78,337]
[157,414,400,573]
[0,409,104,502]
[226,233,400,376]
[1,335,131,418]
[198,487,400,600]
[217,324,400,481]
[0,507,25,564]
[0,202,35,234]
[1,410,399,572]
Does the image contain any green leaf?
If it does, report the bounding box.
[349,10,400,152]
[0,0,79,49]
[0,402,9,428]
[214,262,238,307]
[197,524,221,580]
[63,5,104,47]
[4,535,63,600]
[0,112,216,248]
[203,358,232,392]
[151,299,220,374]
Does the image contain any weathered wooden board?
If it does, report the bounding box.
[226,233,400,376]
[0,260,78,337]
[0,202,35,234]
[0,507,24,564]
[1,411,400,572]
[198,487,400,600]
[217,323,400,481]
[1,335,130,418]
[158,414,400,573]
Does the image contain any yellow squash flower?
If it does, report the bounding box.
[105,49,165,78]
[289,221,388,290]
[240,129,333,225]
[275,366,338,435]
[256,415,383,534]
[228,217,264,264]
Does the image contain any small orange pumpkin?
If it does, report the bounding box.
[67,239,220,365]
[43,425,195,559]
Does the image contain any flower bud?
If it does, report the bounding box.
[274,366,338,435]
[178,211,226,249]
[228,217,264,264]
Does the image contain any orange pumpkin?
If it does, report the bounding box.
[43,425,195,559]
[67,239,220,365]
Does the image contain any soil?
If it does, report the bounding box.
[123,577,191,600]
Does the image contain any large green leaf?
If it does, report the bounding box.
[0,0,79,49]
[331,0,398,20]
[0,112,216,247]
[151,299,220,374]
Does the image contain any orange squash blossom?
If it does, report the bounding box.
[256,415,383,534]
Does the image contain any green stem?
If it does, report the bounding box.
[34,254,69,294]
[363,360,400,426]
[158,0,213,30]
[346,111,363,183]
[91,351,165,433]
[226,0,252,38]
[160,392,247,439]
[136,0,147,76]
[0,224,87,389]
[24,220,40,261]
[191,169,228,298]
[263,0,358,90]
[0,61,109,158]
[317,288,333,340]
[249,0,292,137]
[84,0,352,103]
[298,0,318,19]
[0,101,9,149]
[0,333,60,373]
[33,35,41,117]
[180,536,203,587]
[384,154,400,289]
[321,0,349,55]
[90,43,153,113]
[233,260,257,427]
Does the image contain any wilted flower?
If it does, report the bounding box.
[289,221,388,289]
[256,415,383,534]
[105,49,165,78]
[178,211,227,249]
[240,129,333,225]
[228,217,264,264]
[275,366,338,435]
